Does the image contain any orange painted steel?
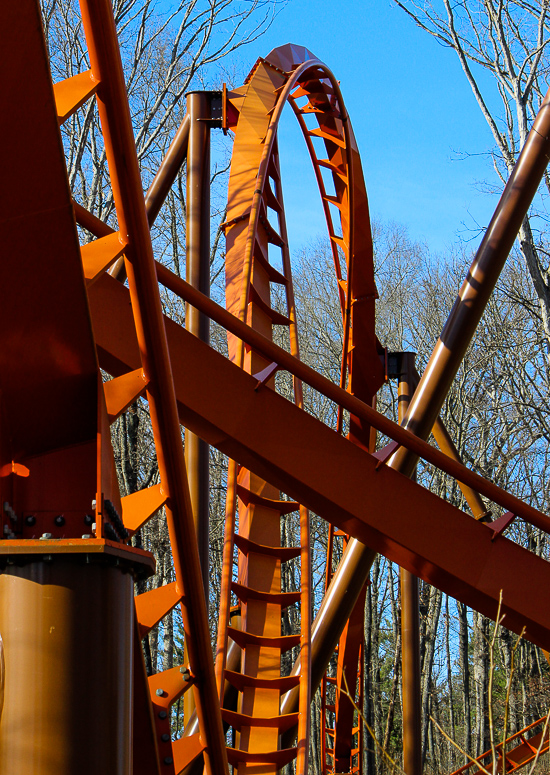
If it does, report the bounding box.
[220,112,313,769]
[66,214,550,538]
[0,544,150,775]
[5,3,550,772]
[77,0,228,771]
[449,717,550,775]
[154,267,550,536]
[88,271,550,647]
[216,45,386,771]
[0,0,225,772]
[89,268,550,765]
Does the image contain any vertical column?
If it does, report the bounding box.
[397,353,422,775]
[185,91,212,595]
[0,551,143,775]
[184,91,213,728]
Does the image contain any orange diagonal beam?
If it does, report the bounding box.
[89,272,550,652]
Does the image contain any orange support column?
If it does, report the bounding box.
[184,90,214,726]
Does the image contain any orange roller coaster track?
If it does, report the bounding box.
[3,2,550,774]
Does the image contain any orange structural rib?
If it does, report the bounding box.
[449,717,550,775]
[219,55,315,772]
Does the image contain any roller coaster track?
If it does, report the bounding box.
[4,2,550,774]
[449,717,550,775]
[215,45,383,772]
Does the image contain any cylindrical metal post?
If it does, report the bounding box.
[0,551,139,775]
[184,92,212,727]
[185,92,211,596]
[146,114,191,226]
[398,354,422,775]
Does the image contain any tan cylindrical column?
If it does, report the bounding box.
[184,91,212,726]
[185,90,211,595]
[0,554,134,775]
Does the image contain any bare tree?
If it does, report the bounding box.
[43,0,278,201]
[394,0,550,346]
[291,221,550,772]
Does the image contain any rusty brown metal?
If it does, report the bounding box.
[397,354,422,775]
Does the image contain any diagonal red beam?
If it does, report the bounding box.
[89,272,550,651]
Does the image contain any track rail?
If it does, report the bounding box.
[214,44,386,771]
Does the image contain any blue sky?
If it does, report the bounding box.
[222,0,504,256]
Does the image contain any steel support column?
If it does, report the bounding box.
[398,354,422,775]
[0,545,152,775]
[185,91,212,595]
[183,91,213,729]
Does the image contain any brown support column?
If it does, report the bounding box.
[184,91,212,726]
[185,91,212,595]
[398,354,422,775]
[0,546,152,775]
